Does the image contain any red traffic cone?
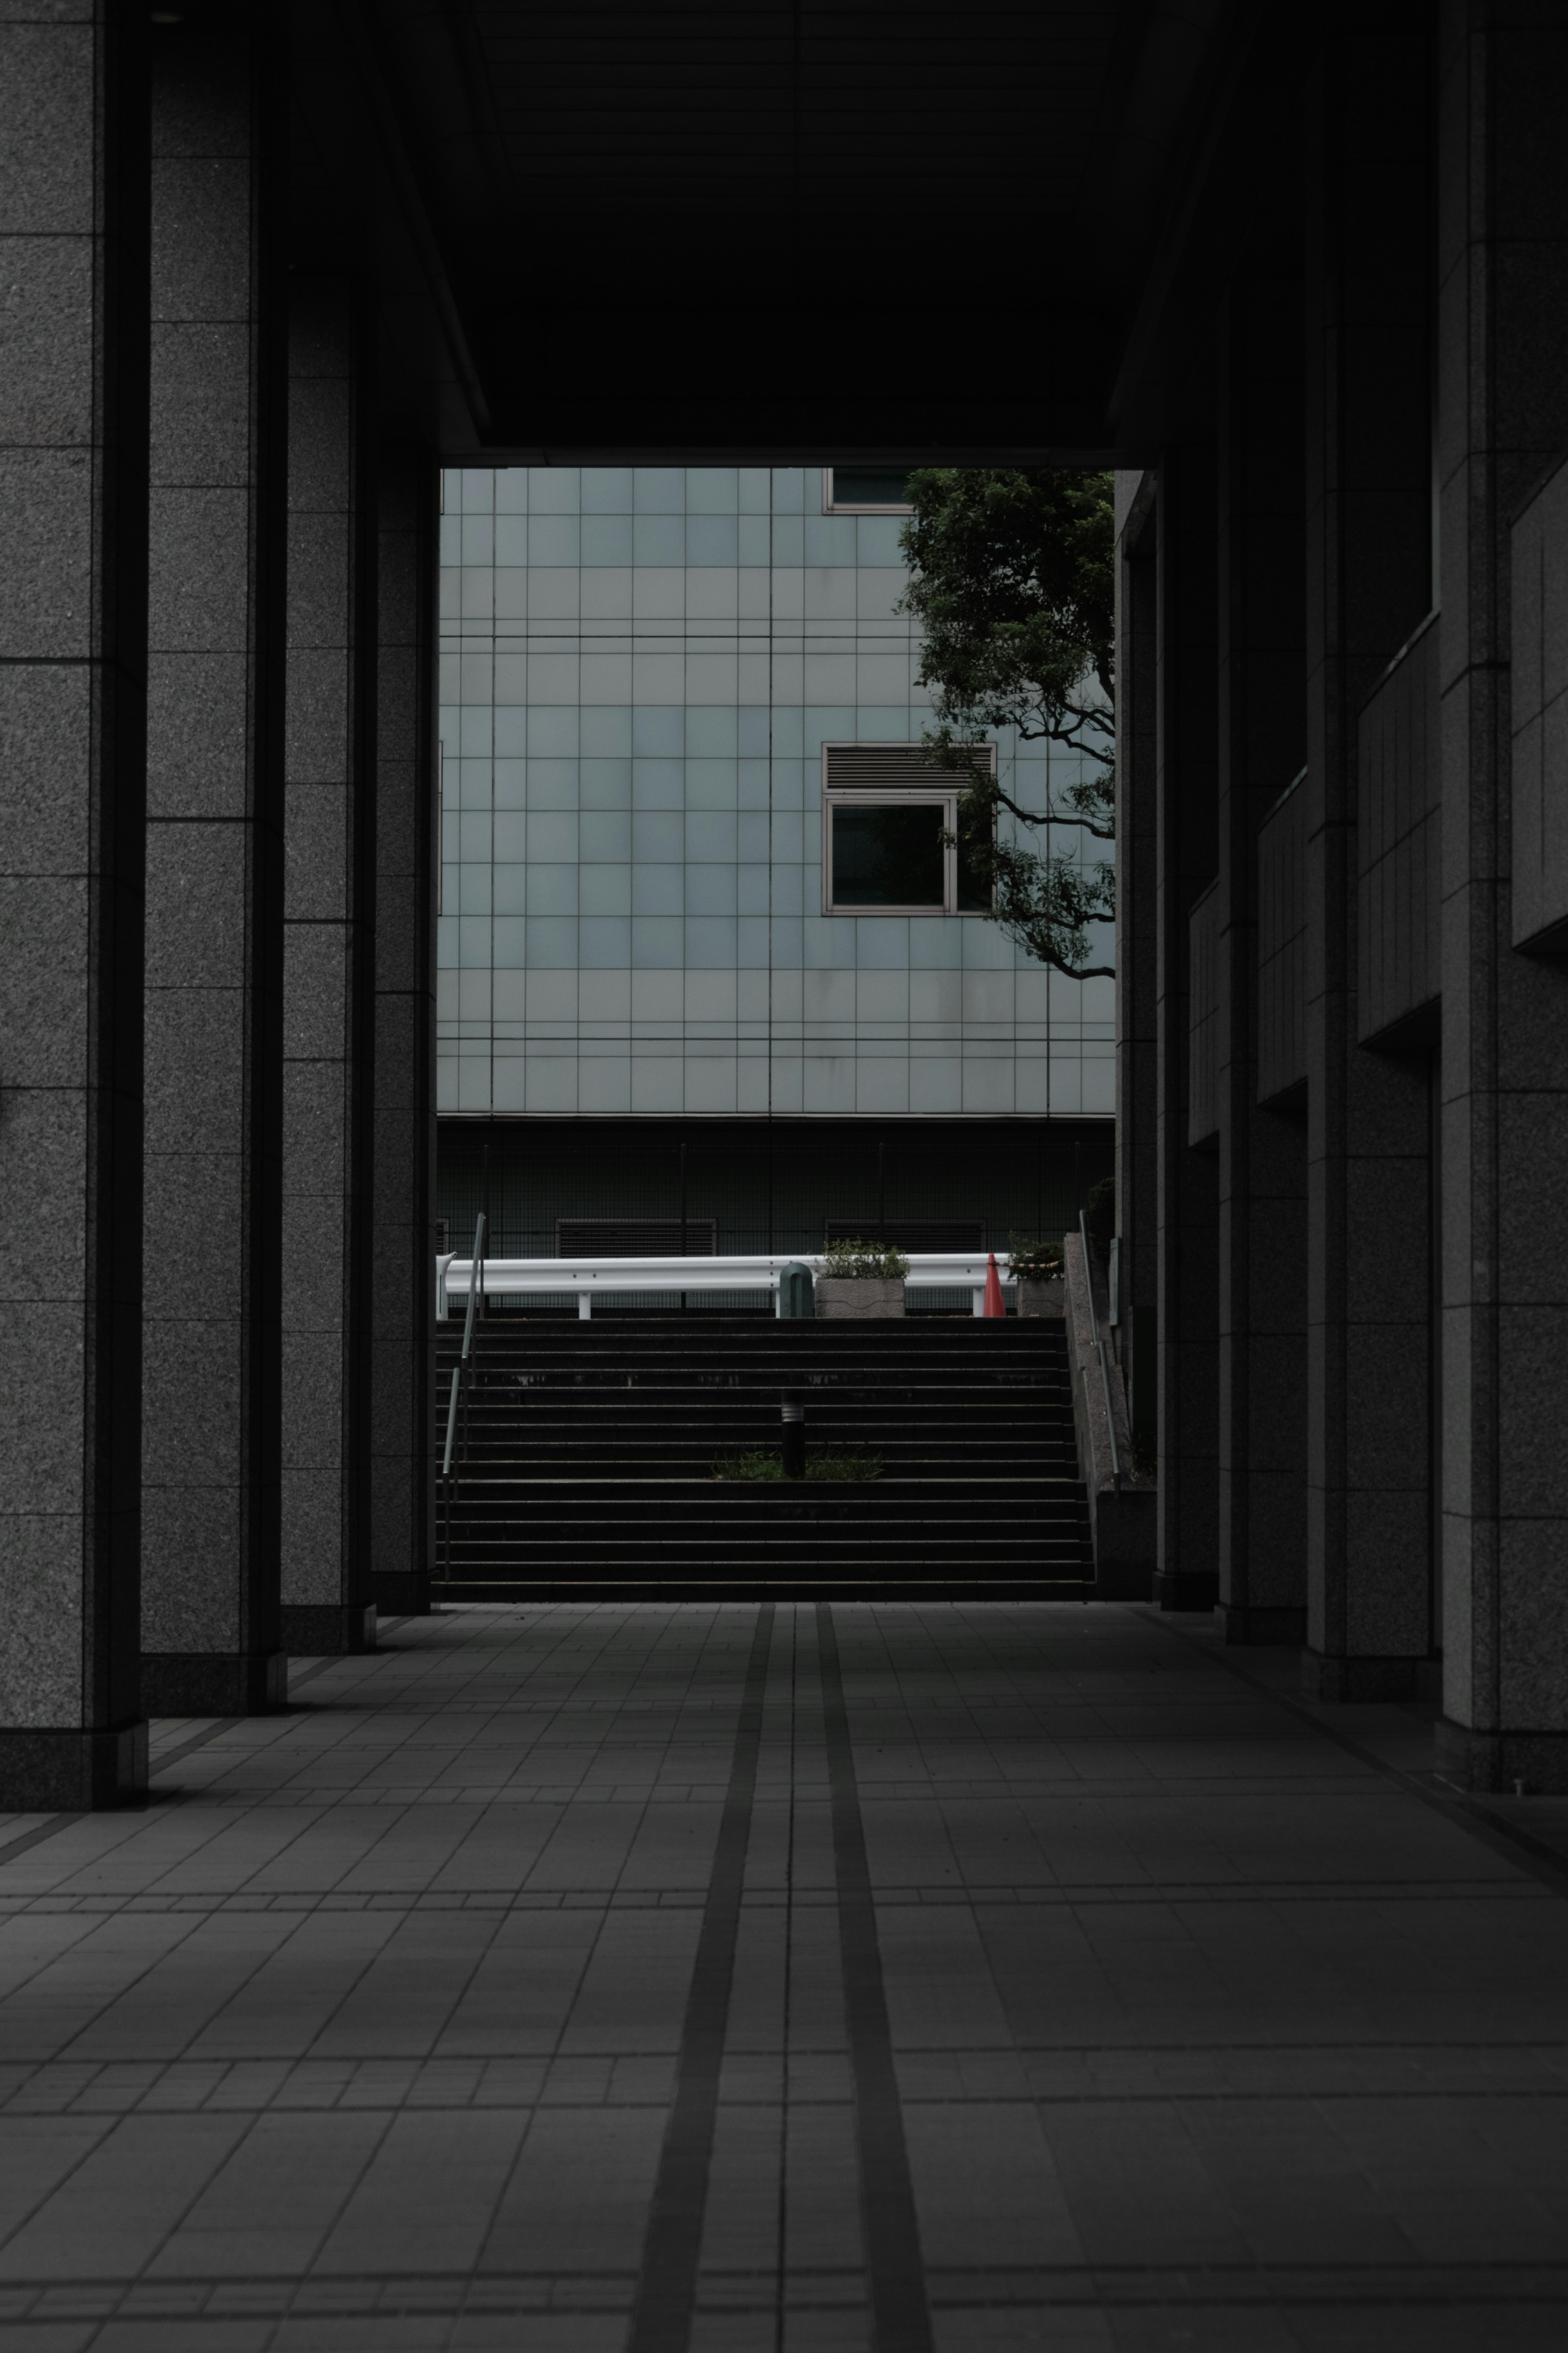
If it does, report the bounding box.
[982,1250,1006,1318]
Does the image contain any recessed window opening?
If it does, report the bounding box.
[833,802,947,907]
[822,741,995,917]
[823,464,915,513]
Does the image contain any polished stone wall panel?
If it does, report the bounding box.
[1256,784,1307,1101]
[145,651,251,818]
[1510,455,1568,951]
[1186,881,1219,1148]
[0,236,95,445]
[1358,615,1439,1040]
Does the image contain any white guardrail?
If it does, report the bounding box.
[435,1252,1020,1321]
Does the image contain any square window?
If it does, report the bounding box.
[821,743,996,917]
[823,465,915,514]
[830,802,945,910]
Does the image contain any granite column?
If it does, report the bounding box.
[1215,282,1310,1644]
[369,442,437,1617]
[1301,26,1437,1701]
[0,4,150,1804]
[1153,444,1221,1607]
[1114,471,1158,1471]
[278,281,377,1655]
[140,19,287,1712]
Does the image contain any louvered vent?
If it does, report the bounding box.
[555,1219,717,1258]
[823,743,995,792]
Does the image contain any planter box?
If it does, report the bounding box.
[815,1277,905,1320]
[1017,1277,1065,1318]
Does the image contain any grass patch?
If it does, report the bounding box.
[713,1447,884,1483]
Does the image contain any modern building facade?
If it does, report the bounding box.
[434,461,1113,1254]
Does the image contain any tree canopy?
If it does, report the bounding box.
[897,467,1116,979]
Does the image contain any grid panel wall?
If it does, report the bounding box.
[436,466,1116,1121]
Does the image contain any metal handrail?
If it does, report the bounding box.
[1078,1210,1121,1485]
[439,1210,486,1582]
[437,1250,1023,1320]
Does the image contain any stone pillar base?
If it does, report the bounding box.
[0,1724,148,1810]
[1435,1720,1568,1795]
[281,1604,377,1657]
[1301,1651,1427,1702]
[141,1653,287,1716]
[1154,1569,1218,1611]
[1218,1604,1307,1646]
[372,1570,431,1617]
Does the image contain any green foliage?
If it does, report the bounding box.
[713,1448,885,1483]
[897,467,1116,980]
[1085,1174,1117,1240]
[814,1239,910,1280]
[1007,1233,1063,1279]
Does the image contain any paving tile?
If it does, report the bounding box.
[0,1604,1562,2347]
[0,2111,250,2278]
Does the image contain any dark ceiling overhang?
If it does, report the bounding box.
[292,0,1295,464]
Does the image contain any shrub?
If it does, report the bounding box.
[814,1238,910,1280]
[713,1447,885,1483]
[1007,1233,1063,1279]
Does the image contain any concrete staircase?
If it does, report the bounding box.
[434,1315,1093,1599]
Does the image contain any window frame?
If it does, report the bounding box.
[820,743,996,917]
[821,465,915,516]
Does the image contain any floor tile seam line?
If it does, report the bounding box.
[24,2085,1568,2119]
[624,1600,775,2353]
[148,1721,243,1779]
[21,2259,1568,2296]
[816,1602,936,2353]
[1130,1607,1568,1899]
[7,1878,1546,1911]
[283,1659,341,1697]
[0,1816,84,1873]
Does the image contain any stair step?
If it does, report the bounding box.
[434,1318,1093,1585]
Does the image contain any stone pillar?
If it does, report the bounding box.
[1114,471,1158,1468]
[0,6,149,1805]
[1214,283,1310,1644]
[1154,445,1220,1608]
[278,282,376,1655]
[368,443,437,1617]
[141,21,287,1712]
[1301,29,1436,1702]
[1436,3,1568,1788]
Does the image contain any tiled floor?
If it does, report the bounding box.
[0,1603,1566,2350]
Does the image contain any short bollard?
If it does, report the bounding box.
[781,1392,805,1479]
[778,1261,814,1318]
